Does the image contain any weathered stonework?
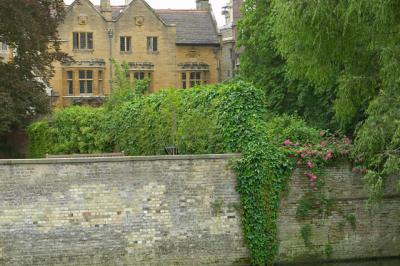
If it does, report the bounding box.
[277,161,400,263]
[0,155,248,265]
[1,156,399,265]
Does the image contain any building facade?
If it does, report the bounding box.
[220,0,243,81]
[51,0,221,107]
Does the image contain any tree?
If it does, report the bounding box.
[267,0,400,199]
[0,0,67,135]
[237,0,337,129]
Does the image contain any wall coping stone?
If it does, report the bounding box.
[0,153,240,165]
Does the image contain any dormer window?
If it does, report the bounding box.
[73,32,93,50]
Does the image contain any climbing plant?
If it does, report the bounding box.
[27,81,351,265]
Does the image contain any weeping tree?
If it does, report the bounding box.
[237,0,337,130]
[268,0,400,200]
[0,0,67,135]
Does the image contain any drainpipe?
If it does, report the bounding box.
[108,29,113,93]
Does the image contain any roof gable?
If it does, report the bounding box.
[110,0,168,26]
[66,0,106,22]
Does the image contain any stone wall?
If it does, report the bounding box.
[1,156,399,265]
[277,161,400,263]
[0,155,248,265]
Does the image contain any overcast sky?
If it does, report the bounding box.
[64,0,226,26]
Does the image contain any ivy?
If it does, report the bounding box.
[27,80,348,265]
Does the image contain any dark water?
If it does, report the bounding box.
[280,258,400,266]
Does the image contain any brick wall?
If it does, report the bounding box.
[277,161,400,263]
[0,156,399,265]
[0,155,248,265]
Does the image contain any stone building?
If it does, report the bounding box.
[220,0,243,81]
[51,0,221,107]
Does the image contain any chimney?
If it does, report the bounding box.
[100,0,112,21]
[196,0,211,10]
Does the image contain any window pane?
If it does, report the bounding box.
[196,72,201,79]
[127,37,131,52]
[79,70,85,79]
[153,37,158,51]
[73,32,79,49]
[87,33,93,49]
[120,37,125,51]
[67,81,73,95]
[80,32,86,49]
[80,81,85,94]
[67,71,73,79]
[87,81,93,94]
[182,73,186,80]
[190,72,195,79]
[147,37,151,51]
[86,70,93,79]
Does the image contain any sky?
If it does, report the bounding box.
[64,0,227,26]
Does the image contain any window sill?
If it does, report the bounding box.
[120,51,132,54]
[64,95,107,98]
[147,51,159,55]
[73,49,94,53]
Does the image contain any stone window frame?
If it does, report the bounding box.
[120,36,132,53]
[146,36,158,53]
[73,32,94,50]
[66,71,74,95]
[79,70,93,95]
[180,70,209,89]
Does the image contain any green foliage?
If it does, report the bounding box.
[265,115,321,145]
[26,120,53,158]
[301,224,312,248]
[324,243,333,259]
[345,214,357,230]
[237,0,336,130]
[28,80,340,265]
[105,61,151,110]
[27,106,113,157]
[0,0,67,135]
[267,0,400,200]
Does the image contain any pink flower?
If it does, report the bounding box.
[324,150,333,161]
[283,139,292,146]
[320,131,326,137]
[307,161,315,169]
[320,141,326,148]
[344,136,351,145]
[306,172,318,182]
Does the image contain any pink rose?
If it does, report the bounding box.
[283,139,292,146]
[307,161,315,169]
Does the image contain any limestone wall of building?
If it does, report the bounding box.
[50,0,222,107]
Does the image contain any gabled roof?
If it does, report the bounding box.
[156,10,220,45]
[65,1,220,45]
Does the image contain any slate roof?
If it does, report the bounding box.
[156,10,220,45]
